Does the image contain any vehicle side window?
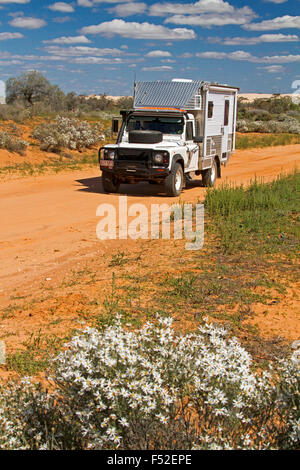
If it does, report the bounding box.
[186,121,193,141]
[224,99,230,126]
[208,101,214,118]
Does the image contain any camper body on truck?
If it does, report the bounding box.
[99,79,239,196]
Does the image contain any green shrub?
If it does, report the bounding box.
[0,104,31,123]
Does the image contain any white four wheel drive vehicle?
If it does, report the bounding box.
[99,79,239,197]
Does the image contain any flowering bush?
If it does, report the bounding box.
[0,131,29,155]
[32,116,105,152]
[237,118,300,134]
[0,317,299,450]
[276,354,300,449]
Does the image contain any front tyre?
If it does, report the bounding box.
[165,162,184,197]
[202,158,217,187]
[102,171,120,193]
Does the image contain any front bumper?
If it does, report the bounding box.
[99,147,170,181]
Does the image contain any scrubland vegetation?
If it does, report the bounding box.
[0,130,29,155]
[236,133,300,149]
[0,71,130,160]
[3,71,133,120]
[0,72,299,162]
[237,95,300,134]
[31,116,105,152]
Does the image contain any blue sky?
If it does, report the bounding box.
[0,0,299,96]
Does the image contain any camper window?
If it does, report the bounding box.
[224,100,230,126]
[186,121,194,141]
[208,101,214,118]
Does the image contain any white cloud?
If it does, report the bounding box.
[53,16,72,23]
[145,50,172,57]
[212,33,299,45]
[72,57,125,64]
[149,0,236,16]
[77,0,93,6]
[264,0,287,3]
[0,51,67,62]
[0,59,23,65]
[49,2,75,12]
[0,1,30,4]
[108,2,147,17]
[148,2,256,28]
[81,19,196,40]
[180,52,193,58]
[244,16,300,31]
[196,51,226,59]
[164,8,256,27]
[0,48,131,66]
[229,50,256,61]
[43,35,91,44]
[77,0,137,6]
[195,50,300,63]
[258,65,285,73]
[0,32,24,40]
[142,65,173,71]
[261,54,300,64]
[10,16,46,29]
[43,45,123,56]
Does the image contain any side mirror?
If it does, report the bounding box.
[194,136,203,143]
[112,119,119,134]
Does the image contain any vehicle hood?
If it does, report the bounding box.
[105,140,185,151]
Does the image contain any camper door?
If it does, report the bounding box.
[205,91,235,160]
[221,95,235,157]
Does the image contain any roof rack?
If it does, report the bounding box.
[134,80,203,111]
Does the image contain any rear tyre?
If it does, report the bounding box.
[202,158,217,187]
[165,162,184,197]
[102,171,120,193]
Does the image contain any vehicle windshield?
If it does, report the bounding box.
[126,115,184,135]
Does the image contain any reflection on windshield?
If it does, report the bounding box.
[126,116,184,135]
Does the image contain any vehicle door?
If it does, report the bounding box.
[184,120,199,172]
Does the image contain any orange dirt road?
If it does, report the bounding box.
[0,144,299,295]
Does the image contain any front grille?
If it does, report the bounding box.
[117,148,150,162]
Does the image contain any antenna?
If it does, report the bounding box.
[133,73,137,104]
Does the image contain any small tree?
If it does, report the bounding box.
[117,96,134,110]
[6,71,57,106]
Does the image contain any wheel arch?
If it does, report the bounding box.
[215,155,222,178]
[172,154,185,171]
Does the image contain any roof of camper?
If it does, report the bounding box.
[134,80,203,109]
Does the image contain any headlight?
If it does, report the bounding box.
[104,149,116,160]
[152,151,169,166]
[108,150,116,160]
[153,153,164,165]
